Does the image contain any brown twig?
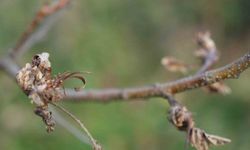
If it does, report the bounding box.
[50,107,92,144]
[9,0,71,59]
[195,32,218,74]
[64,51,250,102]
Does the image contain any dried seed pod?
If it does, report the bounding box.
[168,104,194,131]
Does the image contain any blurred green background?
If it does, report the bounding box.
[1,0,250,150]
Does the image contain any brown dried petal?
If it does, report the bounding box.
[161,57,189,73]
[196,32,215,51]
[205,133,231,145]
[54,71,86,91]
[189,128,209,150]
[188,127,231,150]
[203,82,231,95]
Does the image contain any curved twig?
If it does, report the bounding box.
[9,0,71,59]
[50,102,102,150]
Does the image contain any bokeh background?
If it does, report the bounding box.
[1,0,250,150]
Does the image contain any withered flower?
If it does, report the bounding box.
[16,52,85,132]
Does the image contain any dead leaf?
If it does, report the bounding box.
[188,127,231,150]
[161,56,190,73]
[203,82,231,95]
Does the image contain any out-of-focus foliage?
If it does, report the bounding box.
[1,0,250,150]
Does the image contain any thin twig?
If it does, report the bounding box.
[195,32,218,74]
[0,56,20,78]
[9,0,71,59]
[50,102,102,150]
[50,107,92,145]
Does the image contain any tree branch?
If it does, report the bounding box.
[0,0,246,148]
[2,49,250,104]
[0,56,20,78]
[63,51,250,102]
[9,0,71,59]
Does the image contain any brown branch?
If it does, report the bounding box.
[1,50,249,103]
[64,51,250,102]
[9,0,71,59]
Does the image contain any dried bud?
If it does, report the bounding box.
[196,32,215,53]
[203,82,231,95]
[195,32,218,64]
[161,57,190,73]
[168,104,231,150]
[168,104,194,131]
[34,106,55,132]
